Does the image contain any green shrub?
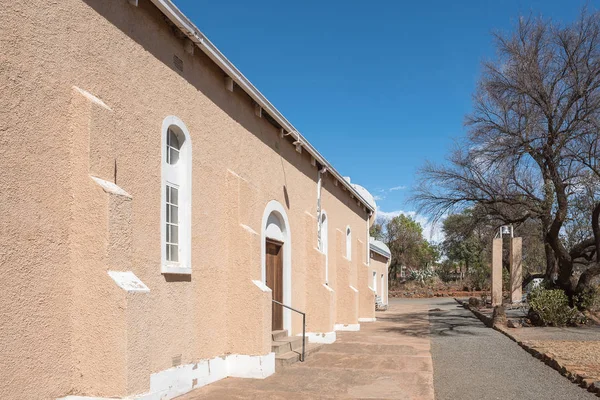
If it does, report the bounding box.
[574,286,600,311]
[528,287,578,327]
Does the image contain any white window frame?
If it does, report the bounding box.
[373,270,377,293]
[161,116,192,274]
[319,210,329,284]
[346,226,352,260]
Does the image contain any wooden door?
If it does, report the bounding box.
[265,240,283,331]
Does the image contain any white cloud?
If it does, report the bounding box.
[388,185,407,191]
[376,208,444,243]
[373,195,385,201]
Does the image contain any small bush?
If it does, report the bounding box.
[468,297,482,308]
[574,286,600,311]
[528,287,578,327]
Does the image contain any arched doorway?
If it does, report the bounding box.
[261,201,292,333]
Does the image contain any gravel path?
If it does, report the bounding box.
[415,297,598,399]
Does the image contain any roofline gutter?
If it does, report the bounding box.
[148,0,375,212]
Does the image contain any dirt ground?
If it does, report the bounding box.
[389,279,485,299]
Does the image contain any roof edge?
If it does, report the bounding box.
[369,237,391,258]
[148,0,375,212]
[370,245,392,258]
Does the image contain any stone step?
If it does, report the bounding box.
[299,342,324,358]
[275,343,323,368]
[271,336,303,355]
[271,329,288,341]
[275,350,299,367]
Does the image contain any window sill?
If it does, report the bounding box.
[161,265,192,275]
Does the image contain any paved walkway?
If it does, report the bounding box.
[179,301,434,399]
[428,297,597,399]
[179,298,597,399]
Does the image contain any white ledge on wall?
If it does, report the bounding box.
[240,224,258,235]
[349,285,358,293]
[252,280,272,292]
[334,323,361,332]
[322,283,334,292]
[73,86,112,110]
[161,265,192,275]
[108,271,149,293]
[91,176,132,198]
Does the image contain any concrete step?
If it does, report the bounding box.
[275,351,299,367]
[271,336,303,354]
[298,342,323,358]
[274,343,324,368]
[271,329,288,341]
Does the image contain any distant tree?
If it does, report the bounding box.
[441,207,546,286]
[384,214,438,281]
[369,222,384,241]
[442,209,487,275]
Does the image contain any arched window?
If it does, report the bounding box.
[346,226,352,260]
[161,116,192,274]
[372,271,377,292]
[319,211,329,283]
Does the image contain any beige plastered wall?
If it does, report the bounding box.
[370,252,390,305]
[0,1,374,399]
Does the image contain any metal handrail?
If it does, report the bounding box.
[272,299,306,362]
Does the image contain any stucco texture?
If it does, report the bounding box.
[0,1,374,399]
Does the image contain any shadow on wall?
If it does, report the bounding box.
[164,274,192,283]
[81,0,327,199]
[283,185,290,209]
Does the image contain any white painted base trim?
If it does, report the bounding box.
[358,317,377,322]
[298,331,337,344]
[57,353,275,400]
[334,323,360,331]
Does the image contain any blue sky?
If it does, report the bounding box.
[174,0,589,239]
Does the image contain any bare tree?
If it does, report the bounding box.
[414,9,600,299]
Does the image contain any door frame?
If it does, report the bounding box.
[261,200,292,333]
[266,238,284,331]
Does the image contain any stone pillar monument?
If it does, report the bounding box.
[510,237,523,303]
[491,238,503,306]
